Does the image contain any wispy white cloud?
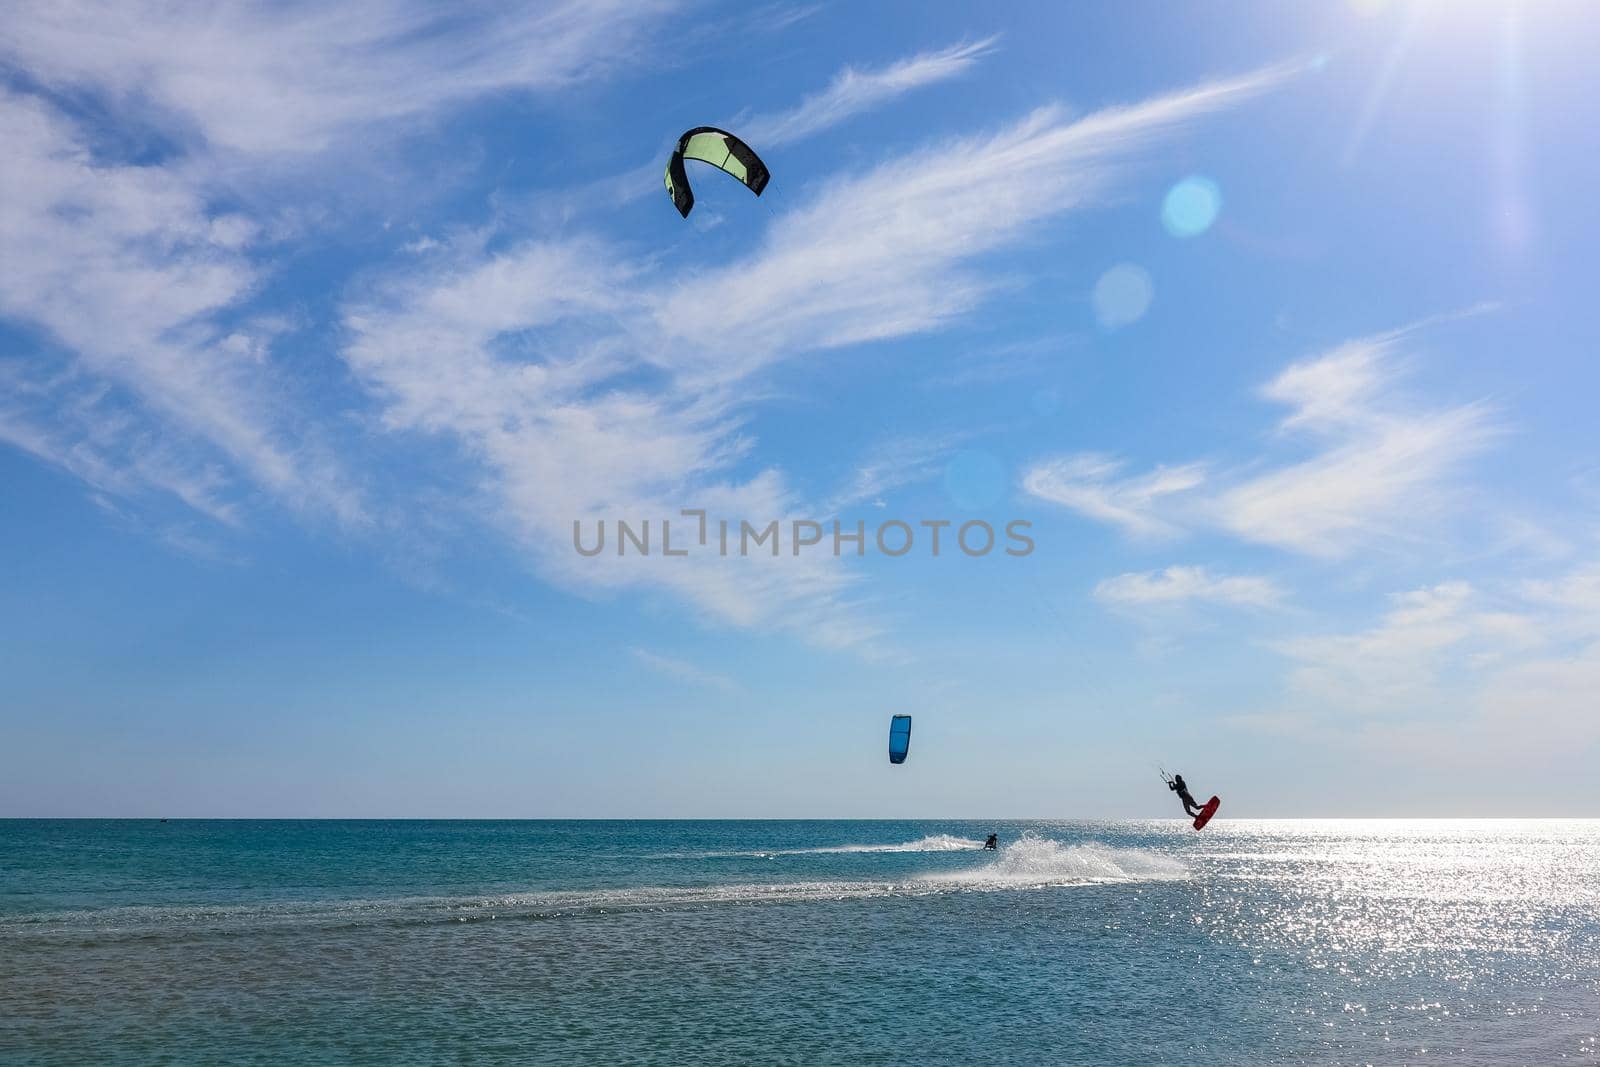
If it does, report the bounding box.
[0,1,680,156]
[1274,581,1536,717]
[1023,455,1204,539]
[1024,324,1497,558]
[1242,566,1600,769]
[1216,335,1496,556]
[1095,565,1283,609]
[741,37,999,146]
[0,377,241,527]
[1518,562,1600,629]
[0,1,696,534]
[822,434,965,515]
[341,236,878,649]
[630,647,740,693]
[0,87,362,525]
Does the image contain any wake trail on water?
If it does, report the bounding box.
[683,833,987,858]
[1,840,1186,942]
[923,837,1188,888]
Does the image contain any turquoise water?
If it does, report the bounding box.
[2,820,1597,1064]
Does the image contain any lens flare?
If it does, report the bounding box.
[1162,176,1222,237]
[1092,263,1154,328]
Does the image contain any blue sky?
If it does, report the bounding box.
[3,1,1599,817]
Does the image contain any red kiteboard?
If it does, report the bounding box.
[1192,796,1221,831]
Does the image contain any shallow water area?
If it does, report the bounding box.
[2,819,1597,1064]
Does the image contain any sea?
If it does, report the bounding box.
[2,819,1597,1065]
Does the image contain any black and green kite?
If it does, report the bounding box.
[664,127,770,218]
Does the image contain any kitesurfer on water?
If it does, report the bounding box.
[982,833,998,850]
[1168,773,1204,818]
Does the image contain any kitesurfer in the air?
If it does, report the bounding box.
[982,833,998,850]
[1168,773,1205,818]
